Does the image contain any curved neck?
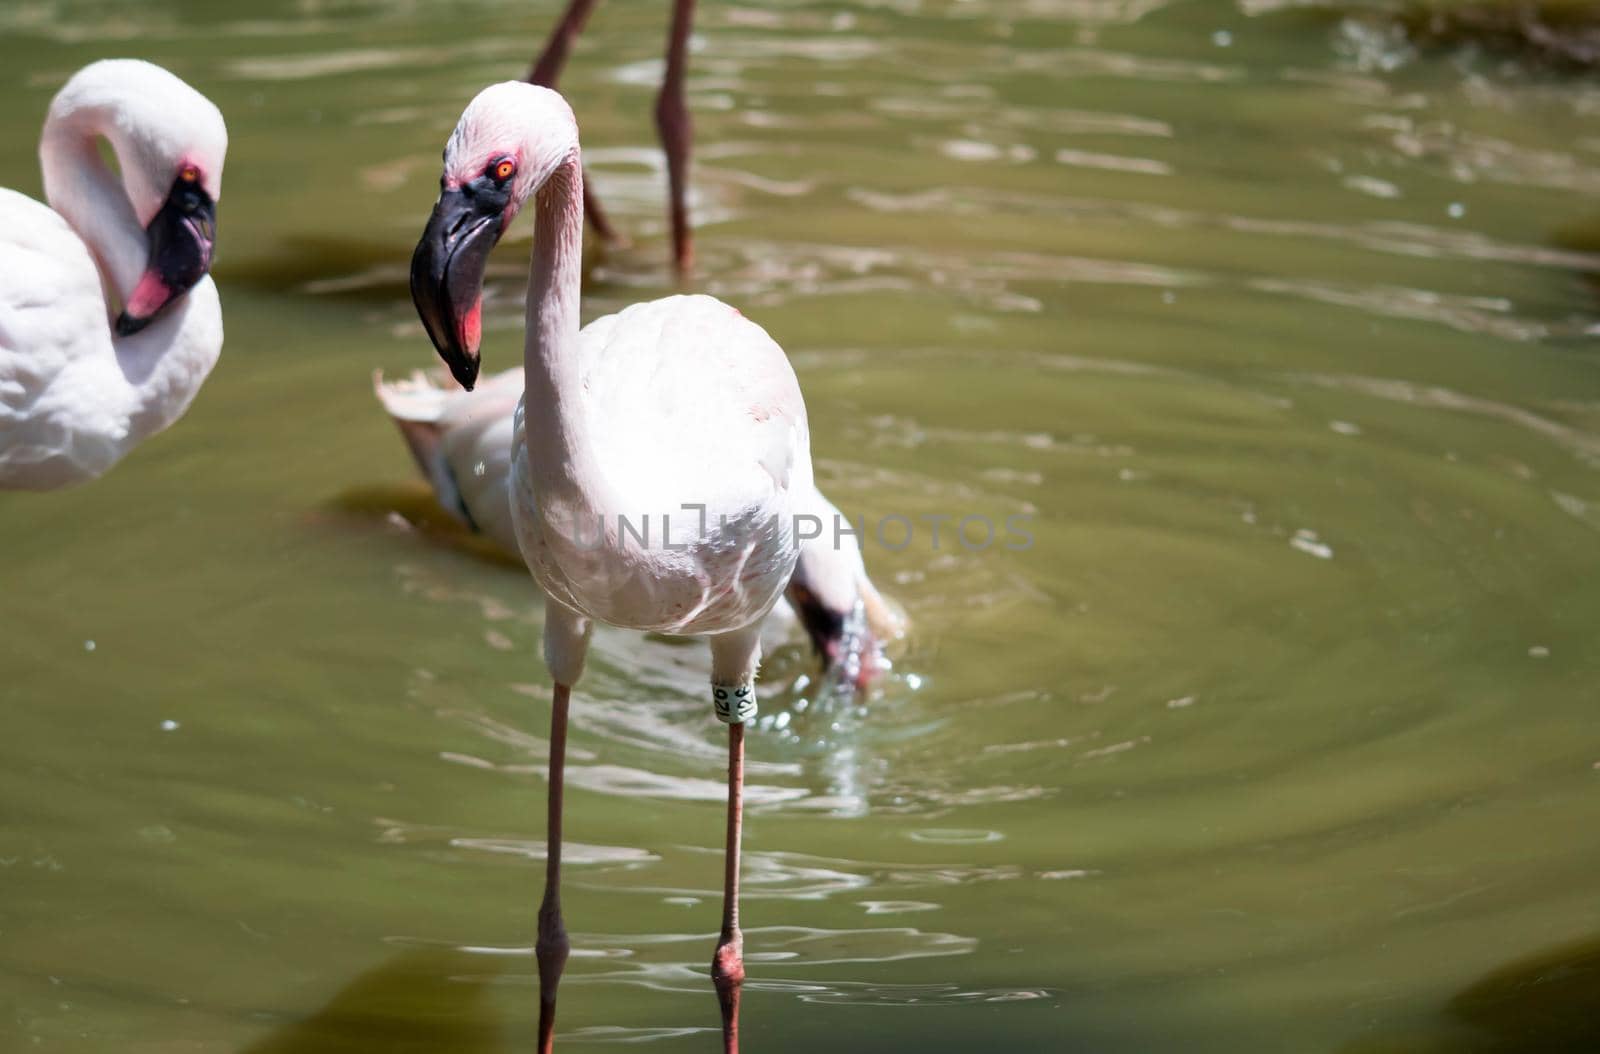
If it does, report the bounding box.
[522,154,604,498]
[38,102,223,443]
[39,104,146,305]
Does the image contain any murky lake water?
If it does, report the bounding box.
[4,0,1600,1050]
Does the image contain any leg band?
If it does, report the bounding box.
[712,682,757,725]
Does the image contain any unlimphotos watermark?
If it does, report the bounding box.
[554,503,1034,553]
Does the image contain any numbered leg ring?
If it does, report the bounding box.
[712,683,758,725]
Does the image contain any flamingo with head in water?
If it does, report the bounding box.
[0,59,226,490]
[408,81,825,1052]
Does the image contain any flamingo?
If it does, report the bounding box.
[373,366,901,681]
[0,59,226,490]
[408,81,825,1051]
[525,0,698,272]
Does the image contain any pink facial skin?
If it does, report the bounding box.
[445,149,525,226]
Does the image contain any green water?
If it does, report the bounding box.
[4,1,1600,1051]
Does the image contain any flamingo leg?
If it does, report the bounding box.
[655,0,697,275]
[537,682,573,1054]
[707,630,760,1052]
[712,719,747,1053]
[527,0,599,86]
[526,0,623,246]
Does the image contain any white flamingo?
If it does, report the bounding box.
[407,82,839,1052]
[373,366,901,677]
[0,59,227,490]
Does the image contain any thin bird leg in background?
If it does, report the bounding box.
[527,0,599,85]
[656,0,697,275]
[537,683,573,1054]
[712,720,747,1053]
[526,0,623,245]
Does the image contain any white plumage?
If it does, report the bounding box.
[405,82,900,1052]
[0,60,226,489]
[512,292,810,644]
[375,362,899,665]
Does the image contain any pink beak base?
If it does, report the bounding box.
[122,270,175,327]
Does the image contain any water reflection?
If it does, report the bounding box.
[329,481,962,820]
[384,925,982,999]
[292,189,1600,347]
[1290,373,1600,466]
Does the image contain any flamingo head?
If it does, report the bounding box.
[52,60,228,336]
[410,82,579,390]
[115,162,221,336]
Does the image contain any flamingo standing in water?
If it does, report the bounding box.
[408,81,818,1051]
[526,0,698,272]
[0,60,226,489]
[374,366,901,678]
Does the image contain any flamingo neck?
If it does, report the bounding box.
[38,102,223,446]
[39,105,147,306]
[521,154,599,493]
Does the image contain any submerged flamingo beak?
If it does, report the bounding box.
[787,582,883,694]
[409,183,507,391]
[116,175,216,337]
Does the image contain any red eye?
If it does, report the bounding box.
[492,159,515,181]
[179,165,199,183]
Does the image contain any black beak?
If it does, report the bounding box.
[410,185,506,391]
[116,176,216,337]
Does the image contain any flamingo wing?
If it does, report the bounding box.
[577,294,811,523]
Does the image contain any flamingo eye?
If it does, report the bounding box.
[179,165,199,184]
[490,158,515,181]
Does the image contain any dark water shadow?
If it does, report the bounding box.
[1396,1,1600,69]
[1447,934,1600,1052]
[219,232,609,303]
[1258,1,1600,71]
[324,481,525,570]
[241,947,513,1054]
[217,235,410,302]
[1338,933,1600,1053]
[1549,219,1600,307]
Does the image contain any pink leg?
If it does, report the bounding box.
[527,0,600,86]
[655,0,697,275]
[711,721,746,1052]
[537,683,573,1054]
[527,0,624,246]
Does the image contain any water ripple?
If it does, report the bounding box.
[1289,372,1600,467]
